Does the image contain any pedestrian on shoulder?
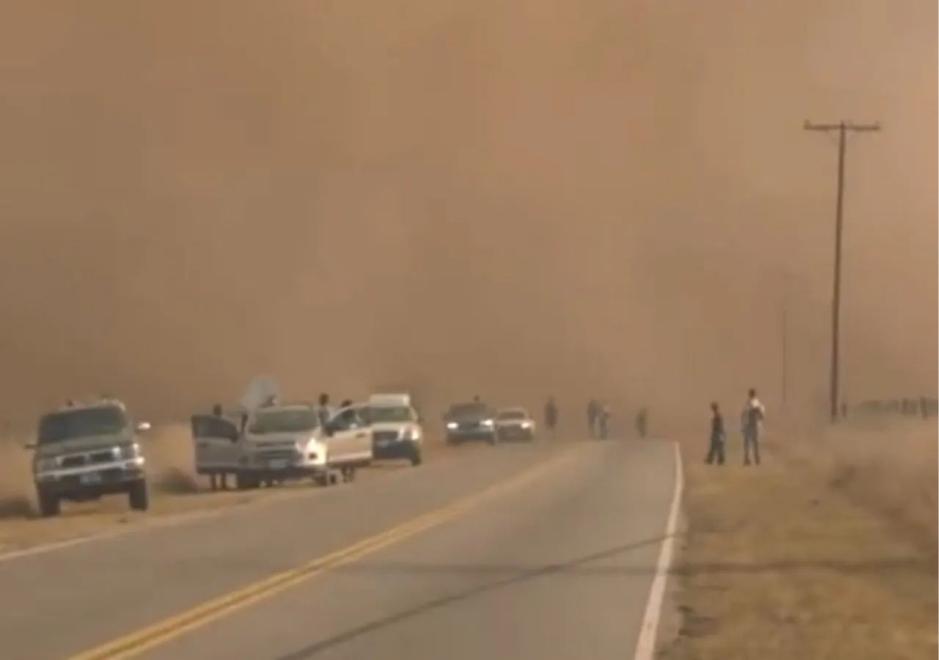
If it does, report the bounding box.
[741,388,765,466]
[706,402,725,465]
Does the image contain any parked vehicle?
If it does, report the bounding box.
[367,393,423,466]
[190,402,373,489]
[30,399,151,517]
[443,401,497,445]
[495,407,536,442]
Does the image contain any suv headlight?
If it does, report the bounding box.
[119,443,140,459]
[482,419,495,427]
[446,422,458,430]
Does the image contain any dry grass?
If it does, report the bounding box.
[665,420,937,660]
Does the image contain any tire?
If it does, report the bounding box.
[37,489,60,517]
[410,449,423,466]
[128,480,149,512]
[488,434,497,446]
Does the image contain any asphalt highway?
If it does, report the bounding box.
[0,437,676,659]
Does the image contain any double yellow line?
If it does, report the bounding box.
[71,449,574,660]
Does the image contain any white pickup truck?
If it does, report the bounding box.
[191,402,373,489]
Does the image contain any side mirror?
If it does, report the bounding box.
[136,421,152,433]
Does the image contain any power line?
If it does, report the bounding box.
[803,120,881,423]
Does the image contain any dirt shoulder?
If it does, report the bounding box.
[664,422,937,659]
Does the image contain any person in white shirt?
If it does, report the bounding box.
[741,388,766,466]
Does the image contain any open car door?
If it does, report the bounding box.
[190,414,242,475]
[324,406,373,466]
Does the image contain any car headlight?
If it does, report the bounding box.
[482,419,495,427]
[446,422,458,430]
[521,421,533,429]
[404,427,422,441]
[119,443,140,460]
[36,457,58,472]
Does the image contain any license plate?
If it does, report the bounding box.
[269,459,288,469]
[80,472,102,485]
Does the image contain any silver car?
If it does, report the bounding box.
[495,407,537,442]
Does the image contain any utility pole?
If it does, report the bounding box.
[781,298,788,411]
[804,120,880,422]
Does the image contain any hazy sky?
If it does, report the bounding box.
[0,0,935,424]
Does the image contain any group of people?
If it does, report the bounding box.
[706,388,766,466]
[542,398,651,441]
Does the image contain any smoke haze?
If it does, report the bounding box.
[0,0,935,425]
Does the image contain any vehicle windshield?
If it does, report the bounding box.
[449,403,488,417]
[369,406,415,423]
[38,407,129,444]
[248,408,319,434]
[497,410,527,420]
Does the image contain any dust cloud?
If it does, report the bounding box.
[0,1,935,429]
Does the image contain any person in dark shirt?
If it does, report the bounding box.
[635,407,648,439]
[316,393,332,428]
[544,397,558,436]
[706,402,725,465]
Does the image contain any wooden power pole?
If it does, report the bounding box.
[803,120,880,422]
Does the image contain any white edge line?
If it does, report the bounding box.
[0,505,240,564]
[634,440,684,660]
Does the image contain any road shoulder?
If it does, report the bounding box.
[664,432,937,660]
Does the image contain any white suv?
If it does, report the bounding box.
[367,394,423,466]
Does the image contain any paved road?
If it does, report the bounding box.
[0,438,676,659]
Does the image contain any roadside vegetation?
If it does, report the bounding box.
[666,419,937,659]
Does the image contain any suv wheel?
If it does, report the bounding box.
[128,480,149,511]
[37,489,60,517]
[410,449,423,466]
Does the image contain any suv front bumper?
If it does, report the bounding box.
[35,458,146,499]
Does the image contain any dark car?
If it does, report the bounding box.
[443,402,497,445]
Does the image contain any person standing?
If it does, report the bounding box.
[544,397,558,437]
[635,407,648,439]
[741,388,766,466]
[316,393,332,428]
[706,402,725,465]
[587,399,599,438]
[598,402,610,440]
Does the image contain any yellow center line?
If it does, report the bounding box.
[70,449,576,660]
